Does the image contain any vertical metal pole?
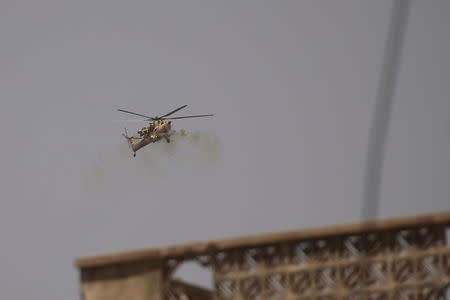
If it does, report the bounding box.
[361,0,412,221]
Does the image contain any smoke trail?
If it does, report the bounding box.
[188,131,222,165]
[83,131,221,197]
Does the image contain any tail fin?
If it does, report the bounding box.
[122,128,133,150]
[122,128,137,157]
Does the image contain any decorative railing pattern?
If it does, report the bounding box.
[209,225,449,299]
[75,212,450,300]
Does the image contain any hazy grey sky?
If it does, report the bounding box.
[1,1,449,299]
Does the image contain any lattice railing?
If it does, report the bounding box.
[211,226,449,299]
[162,224,449,300]
[75,212,450,300]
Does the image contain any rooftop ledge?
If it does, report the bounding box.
[74,210,450,269]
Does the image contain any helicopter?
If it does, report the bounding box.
[117,105,214,157]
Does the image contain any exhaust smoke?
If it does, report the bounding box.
[83,130,221,197]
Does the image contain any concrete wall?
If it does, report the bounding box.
[80,261,163,300]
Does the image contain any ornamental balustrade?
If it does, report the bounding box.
[75,211,450,300]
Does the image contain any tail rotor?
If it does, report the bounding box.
[122,128,136,157]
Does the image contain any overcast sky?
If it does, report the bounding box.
[1,1,449,299]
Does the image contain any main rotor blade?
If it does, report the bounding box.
[113,119,147,122]
[160,105,187,118]
[117,109,152,119]
[164,114,214,120]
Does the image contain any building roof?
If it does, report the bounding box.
[75,210,450,269]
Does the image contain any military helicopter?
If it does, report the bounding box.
[117,105,213,157]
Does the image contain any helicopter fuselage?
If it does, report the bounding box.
[128,120,172,153]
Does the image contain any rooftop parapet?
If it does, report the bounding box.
[75,211,450,299]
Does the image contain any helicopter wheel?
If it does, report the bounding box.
[133,153,136,157]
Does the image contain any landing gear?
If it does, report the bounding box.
[133,152,136,157]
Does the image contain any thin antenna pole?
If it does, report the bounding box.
[361,0,412,221]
